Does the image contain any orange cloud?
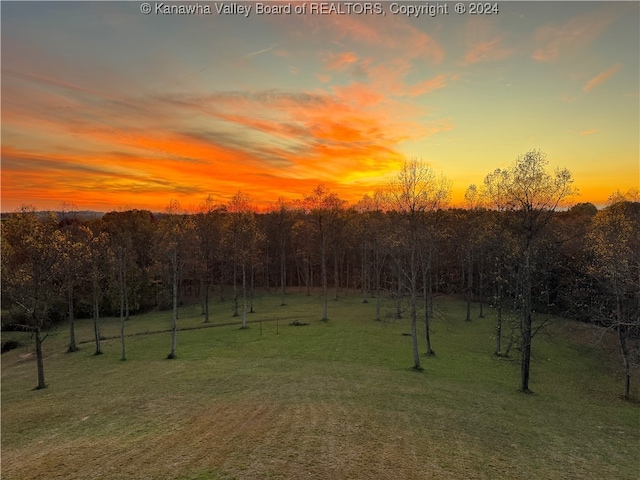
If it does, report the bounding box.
[408,74,447,97]
[2,72,453,211]
[324,51,359,71]
[579,129,599,136]
[583,63,622,92]
[349,58,450,100]
[332,82,385,106]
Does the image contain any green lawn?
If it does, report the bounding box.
[2,292,638,479]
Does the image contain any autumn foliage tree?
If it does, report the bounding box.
[1,207,64,389]
[86,227,113,356]
[587,201,640,399]
[57,218,92,353]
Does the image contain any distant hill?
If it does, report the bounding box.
[1,210,105,220]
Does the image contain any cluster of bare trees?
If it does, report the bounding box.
[2,151,639,398]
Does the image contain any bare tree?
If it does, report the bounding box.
[268,198,293,306]
[386,158,450,370]
[482,150,576,392]
[103,214,135,361]
[226,192,263,328]
[355,190,388,320]
[195,195,223,324]
[298,185,346,321]
[159,199,193,359]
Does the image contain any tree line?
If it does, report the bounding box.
[2,150,639,398]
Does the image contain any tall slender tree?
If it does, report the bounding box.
[103,213,136,361]
[195,196,223,324]
[57,218,91,353]
[386,158,451,369]
[587,200,640,399]
[355,191,387,318]
[87,227,112,356]
[226,192,263,328]
[158,200,192,359]
[298,185,346,321]
[482,150,576,392]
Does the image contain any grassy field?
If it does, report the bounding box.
[2,291,639,479]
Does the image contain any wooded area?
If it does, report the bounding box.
[2,152,639,398]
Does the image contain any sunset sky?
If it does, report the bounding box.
[2,1,638,212]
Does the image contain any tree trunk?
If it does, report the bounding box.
[120,308,126,361]
[124,268,130,321]
[374,249,381,321]
[396,265,403,319]
[219,257,225,302]
[249,261,255,314]
[423,258,434,355]
[263,251,269,291]
[35,326,46,389]
[120,256,127,361]
[478,254,485,318]
[520,312,532,392]
[410,268,420,369]
[67,287,78,352]
[495,301,503,356]
[93,284,102,355]
[333,254,339,301]
[616,287,631,400]
[168,248,178,359]
[361,242,368,303]
[200,277,206,315]
[428,264,434,316]
[618,325,631,400]
[465,251,473,321]
[280,242,286,306]
[232,261,239,317]
[295,253,302,291]
[241,262,248,328]
[203,278,210,323]
[409,246,421,370]
[520,249,532,393]
[345,259,350,295]
[321,237,328,321]
[249,264,255,313]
